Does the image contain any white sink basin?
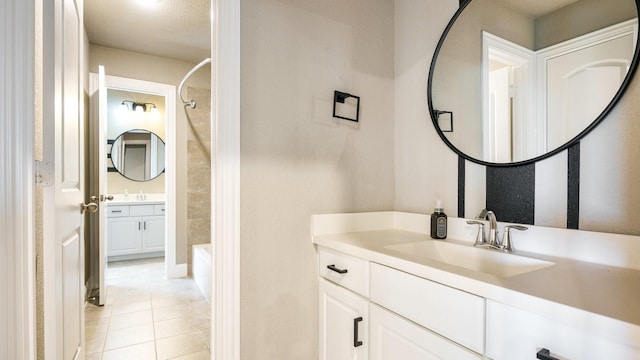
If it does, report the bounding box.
[385,240,554,277]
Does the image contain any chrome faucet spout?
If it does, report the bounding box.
[478,209,499,247]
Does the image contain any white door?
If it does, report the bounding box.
[319,278,369,360]
[42,0,86,358]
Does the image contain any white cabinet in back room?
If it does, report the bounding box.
[106,203,165,259]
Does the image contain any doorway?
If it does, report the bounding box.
[87,72,180,308]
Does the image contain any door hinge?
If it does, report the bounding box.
[35,160,53,187]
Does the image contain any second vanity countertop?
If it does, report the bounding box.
[312,211,640,347]
[108,193,166,206]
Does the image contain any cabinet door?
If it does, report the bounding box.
[142,215,165,252]
[319,278,368,360]
[486,300,640,360]
[369,304,482,360]
[107,217,142,256]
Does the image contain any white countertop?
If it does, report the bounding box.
[312,211,640,348]
[108,193,165,206]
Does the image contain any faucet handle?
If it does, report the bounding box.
[501,225,528,252]
[466,220,486,246]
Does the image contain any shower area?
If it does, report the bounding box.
[180,59,213,299]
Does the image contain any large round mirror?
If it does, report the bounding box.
[429,0,640,165]
[110,129,165,181]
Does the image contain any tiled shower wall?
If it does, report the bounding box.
[186,87,211,273]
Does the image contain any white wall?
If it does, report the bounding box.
[240,0,395,358]
[394,0,460,215]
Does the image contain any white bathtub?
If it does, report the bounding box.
[192,244,211,303]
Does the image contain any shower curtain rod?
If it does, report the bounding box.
[178,57,212,109]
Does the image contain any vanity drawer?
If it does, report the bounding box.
[370,263,485,354]
[154,204,166,215]
[318,247,369,297]
[106,206,129,217]
[129,205,155,216]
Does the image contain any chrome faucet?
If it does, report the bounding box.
[468,209,529,252]
[477,209,499,247]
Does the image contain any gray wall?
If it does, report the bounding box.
[535,0,636,49]
[240,0,395,358]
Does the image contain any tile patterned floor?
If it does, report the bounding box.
[85,257,211,360]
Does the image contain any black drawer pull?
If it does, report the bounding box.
[111,210,122,213]
[327,264,348,274]
[537,348,559,360]
[353,317,363,347]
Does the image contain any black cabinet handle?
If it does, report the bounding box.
[537,348,559,360]
[327,264,348,274]
[353,317,363,347]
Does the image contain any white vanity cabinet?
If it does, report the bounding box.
[486,300,640,360]
[317,247,483,360]
[369,303,481,360]
[106,203,165,259]
[319,278,368,360]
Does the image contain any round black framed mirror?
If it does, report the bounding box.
[110,129,166,181]
[428,0,640,166]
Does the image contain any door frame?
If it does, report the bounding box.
[212,0,240,359]
[91,74,182,278]
[1,0,36,358]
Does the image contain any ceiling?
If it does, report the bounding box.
[84,0,211,63]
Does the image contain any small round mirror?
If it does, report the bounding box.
[110,129,165,181]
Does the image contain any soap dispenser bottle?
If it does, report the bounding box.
[430,201,447,239]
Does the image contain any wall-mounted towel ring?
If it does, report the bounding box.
[333,90,360,122]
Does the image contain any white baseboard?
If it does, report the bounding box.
[167,263,188,278]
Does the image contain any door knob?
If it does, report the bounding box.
[80,202,98,214]
[90,194,114,202]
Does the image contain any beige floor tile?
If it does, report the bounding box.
[152,295,189,309]
[86,352,102,360]
[85,330,108,354]
[169,349,210,360]
[156,331,208,360]
[154,316,201,339]
[85,257,211,359]
[101,341,156,360]
[111,299,152,315]
[109,309,153,331]
[104,323,155,350]
[152,304,193,322]
[85,304,113,321]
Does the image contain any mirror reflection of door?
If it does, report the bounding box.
[124,143,147,179]
[483,32,535,163]
[543,33,633,151]
[110,130,165,181]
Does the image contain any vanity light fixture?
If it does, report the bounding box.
[121,100,158,113]
[333,90,360,122]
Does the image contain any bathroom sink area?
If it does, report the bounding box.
[384,240,554,277]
